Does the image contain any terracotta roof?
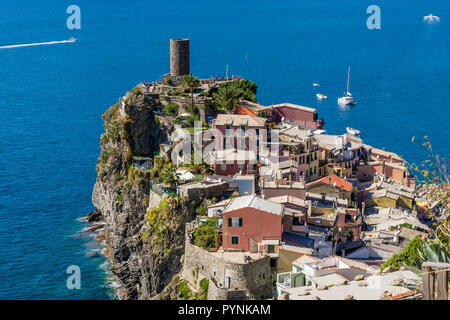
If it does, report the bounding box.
[379,290,417,300]
[272,103,317,113]
[236,100,269,111]
[307,174,353,192]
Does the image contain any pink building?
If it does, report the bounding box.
[271,103,324,129]
[212,114,268,158]
[222,195,284,260]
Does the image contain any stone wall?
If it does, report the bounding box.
[182,223,273,300]
[207,281,247,300]
[178,181,229,203]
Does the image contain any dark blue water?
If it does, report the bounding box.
[0,0,448,299]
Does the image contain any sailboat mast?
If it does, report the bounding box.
[346,66,350,94]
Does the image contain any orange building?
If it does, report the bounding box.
[222,195,284,263]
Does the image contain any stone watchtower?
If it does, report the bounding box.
[170,39,190,77]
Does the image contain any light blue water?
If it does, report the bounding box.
[0,0,448,299]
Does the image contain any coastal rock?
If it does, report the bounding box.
[84,224,104,233]
[380,290,392,298]
[344,295,354,300]
[87,209,104,223]
[90,90,195,300]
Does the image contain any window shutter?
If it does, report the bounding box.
[228,218,232,227]
[239,218,243,227]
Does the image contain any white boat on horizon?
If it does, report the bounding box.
[423,14,440,23]
[338,66,356,106]
[316,93,327,100]
[313,83,319,87]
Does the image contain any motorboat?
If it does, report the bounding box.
[338,66,356,105]
[313,83,319,87]
[346,127,360,138]
[316,93,327,100]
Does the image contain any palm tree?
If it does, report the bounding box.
[161,163,179,190]
[213,85,244,113]
[182,74,200,115]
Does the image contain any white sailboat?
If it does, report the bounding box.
[338,66,356,105]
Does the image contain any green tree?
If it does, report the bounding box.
[194,218,219,250]
[381,235,425,271]
[409,136,449,253]
[213,85,244,113]
[182,74,201,118]
[161,163,179,190]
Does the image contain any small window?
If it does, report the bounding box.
[256,129,260,136]
[256,139,260,147]
[231,236,239,245]
[229,217,242,227]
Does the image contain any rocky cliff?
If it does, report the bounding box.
[90,86,196,299]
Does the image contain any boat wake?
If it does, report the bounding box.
[0,38,76,50]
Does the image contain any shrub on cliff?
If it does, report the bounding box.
[380,235,425,271]
[199,278,209,300]
[163,102,179,116]
[193,218,219,250]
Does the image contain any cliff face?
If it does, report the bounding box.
[91,86,195,299]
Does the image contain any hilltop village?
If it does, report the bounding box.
[90,39,443,301]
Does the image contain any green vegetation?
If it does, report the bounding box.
[161,163,179,190]
[131,86,143,97]
[212,79,257,113]
[193,218,219,250]
[182,74,201,117]
[199,278,209,300]
[194,202,207,216]
[389,223,413,231]
[163,102,179,116]
[177,280,193,300]
[409,136,449,253]
[381,235,425,271]
[346,229,354,242]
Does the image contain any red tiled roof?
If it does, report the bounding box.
[379,290,417,300]
[307,174,353,192]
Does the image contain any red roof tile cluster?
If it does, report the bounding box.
[307,174,353,192]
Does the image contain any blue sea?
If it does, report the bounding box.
[0,0,448,299]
